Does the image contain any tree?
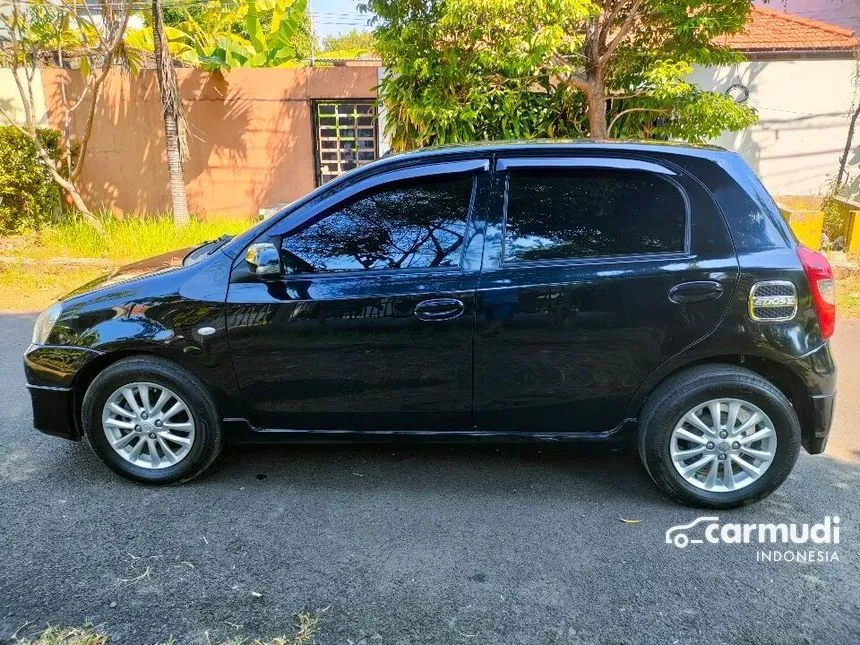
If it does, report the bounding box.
[366,0,758,150]
[836,103,859,191]
[152,0,189,225]
[0,0,134,228]
[835,61,860,194]
[322,29,374,52]
[127,0,313,71]
[128,0,312,224]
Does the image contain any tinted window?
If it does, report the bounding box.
[504,168,686,262]
[715,155,790,251]
[281,175,473,273]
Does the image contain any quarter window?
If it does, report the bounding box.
[281,175,473,273]
[504,168,686,263]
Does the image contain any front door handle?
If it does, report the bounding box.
[414,298,465,322]
[668,280,724,304]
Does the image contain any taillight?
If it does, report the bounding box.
[797,245,836,339]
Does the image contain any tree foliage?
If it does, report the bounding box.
[365,0,759,149]
[126,0,313,71]
[0,127,64,233]
[322,29,375,52]
[0,0,134,227]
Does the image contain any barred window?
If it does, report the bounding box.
[314,101,378,185]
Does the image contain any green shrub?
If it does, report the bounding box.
[0,126,64,234]
[822,198,846,242]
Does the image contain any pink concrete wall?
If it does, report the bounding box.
[41,67,379,217]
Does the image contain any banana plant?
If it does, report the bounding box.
[125,0,311,71]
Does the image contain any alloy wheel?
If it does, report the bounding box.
[101,382,196,469]
[669,398,777,492]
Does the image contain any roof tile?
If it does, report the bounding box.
[721,6,860,52]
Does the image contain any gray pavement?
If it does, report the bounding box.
[1,313,859,644]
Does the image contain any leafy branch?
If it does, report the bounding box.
[0,0,135,227]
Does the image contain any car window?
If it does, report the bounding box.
[281,174,473,273]
[504,168,686,263]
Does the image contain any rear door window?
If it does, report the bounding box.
[503,168,687,263]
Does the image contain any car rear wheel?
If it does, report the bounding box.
[81,356,223,484]
[637,364,801,508]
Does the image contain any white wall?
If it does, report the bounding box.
[691,59,858,197]
[0,68,48,126]
[376,66,391,156]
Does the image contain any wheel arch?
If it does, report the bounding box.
[629,354,812,440]
[70,348,226,440]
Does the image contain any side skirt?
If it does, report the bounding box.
[222,417,638,446]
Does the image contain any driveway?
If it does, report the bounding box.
[1,313,859,644]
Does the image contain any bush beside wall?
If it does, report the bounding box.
[0,126,63,234]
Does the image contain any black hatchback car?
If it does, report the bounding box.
[25,141,837,508]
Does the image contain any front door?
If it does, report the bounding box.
[474,156,739,433]
[226,159,489,432]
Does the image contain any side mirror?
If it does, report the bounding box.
[245,242,281,276]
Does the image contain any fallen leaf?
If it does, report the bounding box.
[619,517,642,524]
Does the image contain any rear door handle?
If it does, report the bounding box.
[414,298,465,322]
[668,280,724,304]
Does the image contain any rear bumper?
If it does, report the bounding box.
[795,342,837,455]
[27,384,79,440]
[803,392,835,455]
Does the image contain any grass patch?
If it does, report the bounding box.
[33,214,254,263]
[837,273,860,319]
[14,612,321,645]
[0,213,256,312]
[217,611,322,645]
[14,625,108,645]
[0,263,106,312]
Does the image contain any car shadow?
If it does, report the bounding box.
[42,434,860,517]
[49,438,666,505]
[209,441,665,504]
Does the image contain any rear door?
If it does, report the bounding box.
[474,156,739,433]
[226,158,489,432]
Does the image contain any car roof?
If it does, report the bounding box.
[379,139,729,162]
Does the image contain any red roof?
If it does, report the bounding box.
[722,6,860,52]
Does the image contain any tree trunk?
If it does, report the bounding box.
[836,103,860,190]
[37,149,105,232]
[152,0,190,226]
[586,85,607,138]
[586,66,607,139]
[163,111,189,225]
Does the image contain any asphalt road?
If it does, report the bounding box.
[2,313,860,645]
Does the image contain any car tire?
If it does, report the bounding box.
[637,364,801,509]
[81,356,224,484]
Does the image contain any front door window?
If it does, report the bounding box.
[281,174,474,274]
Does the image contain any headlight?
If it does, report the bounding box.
[32,302,63,345]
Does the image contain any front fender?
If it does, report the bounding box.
[27,251,245,420]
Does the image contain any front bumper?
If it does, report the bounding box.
[24,343,103,441]
[27,384,78,440]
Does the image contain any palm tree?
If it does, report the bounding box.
[151,0,190,225]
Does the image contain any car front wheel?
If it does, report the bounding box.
[637,364,801,508]
[81,356,223,484]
